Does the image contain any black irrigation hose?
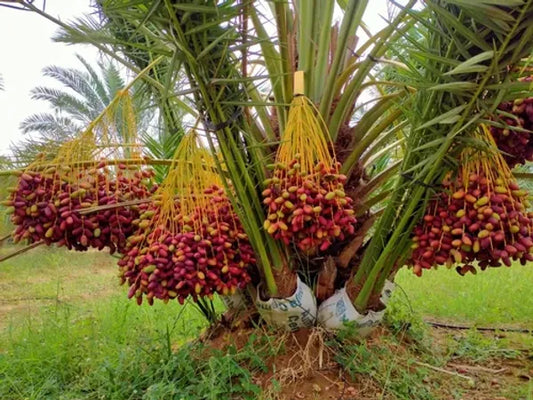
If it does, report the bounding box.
[0,296,59,303]
[0,241,44,263]
[425,320,533,334]
[395,283,532,335]
[0,234,12,243]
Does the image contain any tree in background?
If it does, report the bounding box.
[11,55,156,163]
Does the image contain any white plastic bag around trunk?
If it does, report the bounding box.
[317,287,385,335]
[255,276,317,331]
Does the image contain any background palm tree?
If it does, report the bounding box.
[11,55,156,163]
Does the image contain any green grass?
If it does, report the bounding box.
[0,247,115,307]
[0,244,532,399]
[330,325,533,400]
[394,264,533,328]
[0,245,220,400]
[0,301,263,400]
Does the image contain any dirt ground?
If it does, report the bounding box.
[205,325,533,400]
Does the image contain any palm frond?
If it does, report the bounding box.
[76,54,113,105]
[140,129,182,181]
[42,65,106,112]
[102,61,126,99]
[30,87,94,122]
[353,0,533,310]
[19,113,82,136]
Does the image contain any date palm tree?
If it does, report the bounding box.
[16,0,533,321]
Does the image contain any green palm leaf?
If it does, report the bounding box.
[352,0,533,311]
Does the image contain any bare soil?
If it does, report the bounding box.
[203,325,533,400]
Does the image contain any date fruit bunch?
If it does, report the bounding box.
[118,186,254,305]
[489,76,533,168]
[6,162,156,254]
[118,131,253,305]
[262,95,356,253]
[409,129,533,276]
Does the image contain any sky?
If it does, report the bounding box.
[0,1,97,156]
[0,0,393,157]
